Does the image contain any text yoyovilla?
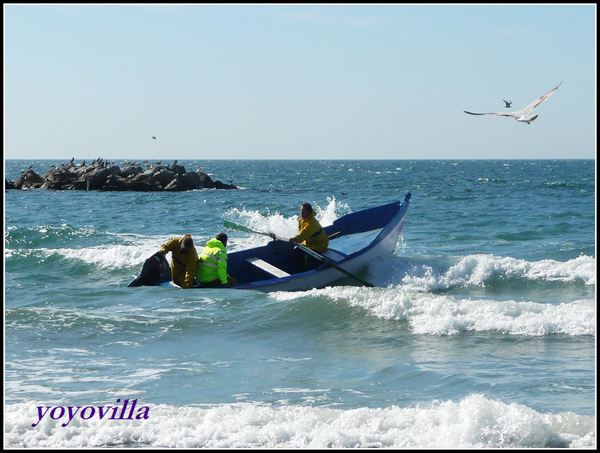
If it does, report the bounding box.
[32,399,150,428]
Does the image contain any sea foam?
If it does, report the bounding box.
[4,395,595,448]
[273,287,596,337]
[394,254,596,291]
[224,196,347,240]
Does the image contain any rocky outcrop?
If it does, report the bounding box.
[6,159,237,191]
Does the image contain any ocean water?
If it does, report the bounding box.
[4,159,596,448]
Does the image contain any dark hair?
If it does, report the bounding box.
[301,203,313,214]
[216,233,228,244]
[182,235,194,249]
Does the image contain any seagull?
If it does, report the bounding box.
[151,136,156,139]
[503,100,512,108]
[464,82,562,124]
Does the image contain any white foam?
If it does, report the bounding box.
[4,395,595,448]
[34,234,211,269]
[386,254,596,291]
[224,197,346,241]
[43,244,158,269]
[276,287,596,336]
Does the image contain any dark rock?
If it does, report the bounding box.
[179,171,202,190]
[41,167,77,190]
[197,172,215,188]
[100,175,128,191]
[171,163,186,176]
[152,169,177,187]
[85,167,113,190]
[124,175,162,192]
[164,178,187,191]
[118,164,142,178]
[63,180,88,191]
[6,159,238,192]
[213,180,237,190]
[14,170,44,189]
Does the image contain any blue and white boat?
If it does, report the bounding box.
[129,193,411,292]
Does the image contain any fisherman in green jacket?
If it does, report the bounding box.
[289,203,329,252]
[196,233,237,287]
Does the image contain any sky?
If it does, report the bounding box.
[3,4,596,160]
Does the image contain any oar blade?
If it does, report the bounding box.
[224,220,259,234]
[224,220,281,239]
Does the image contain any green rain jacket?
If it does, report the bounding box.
[196,238,229,285]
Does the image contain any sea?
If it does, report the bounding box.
[4,159,596,448]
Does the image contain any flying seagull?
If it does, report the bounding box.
[503,100,512,108]
[151,136,156,139]
[464,82,562,124]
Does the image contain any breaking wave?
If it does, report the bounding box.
[4,395,595,448]
[393,253,596,290]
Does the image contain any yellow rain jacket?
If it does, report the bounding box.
[196,238,229,285]
[160,237,198,288]
[293,212,329,252]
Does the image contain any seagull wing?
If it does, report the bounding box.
[464,111,515,118]
[513,81,562,117]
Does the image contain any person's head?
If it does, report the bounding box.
[181,234,194,253]
[215,232,228,247]
[300,203,313,220]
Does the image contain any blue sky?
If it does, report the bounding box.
[4,4,596,160]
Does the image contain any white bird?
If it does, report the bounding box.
[464,82,562,124]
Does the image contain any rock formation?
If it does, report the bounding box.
[5,159,237,192]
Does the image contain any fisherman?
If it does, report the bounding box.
[196,233,238,287]
[158,234,198,288]
[288,203,329,252]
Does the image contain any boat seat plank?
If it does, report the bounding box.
[247,257,290,278]
[321,248,347,262]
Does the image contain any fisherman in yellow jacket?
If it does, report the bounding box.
[196,233,238,287]
[289,203,329,252]
[159,234,198,288]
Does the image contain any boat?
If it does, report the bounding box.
[128,193,411,292]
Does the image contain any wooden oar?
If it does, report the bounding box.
[223,220,375,287]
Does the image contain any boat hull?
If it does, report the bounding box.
[140,194,411,292]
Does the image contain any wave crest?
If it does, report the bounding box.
[4,395,595,448]
[296,287,596,336]
[395,254,596,291]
